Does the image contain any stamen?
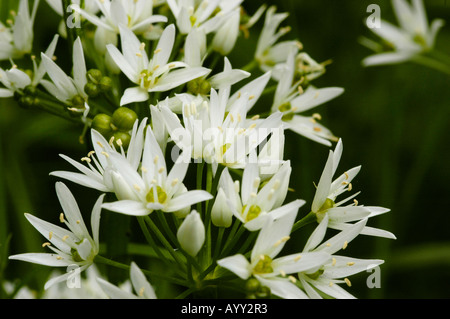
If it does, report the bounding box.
[153,156,159,164]
[139,287,145,297]
[87,151,95,157]
[171,178,179,186]
[331,257,337,266]
[42,242,51,248]
[154,48,161,54]
[251,115,260,121]
[294,255,302,262]
[344,278,352,287]
[288,275,297,283]
[101,151,110,158]
[347,183,353,191]
[49,231,53,240]
[312,113,322,120]
[347,262,355,266]
[56,256,63,260]
[342,241,348,250]
[279,270,286,277]
[81,157,91,163]
[158,167,165,173]
[134,184,141,191]
[141,166,148,173]
[253,177,260,189]
[139,43,145,51]
[62,235,69,241]
[59,213,65,223]
[116,139,123,147]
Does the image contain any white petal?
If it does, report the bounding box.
[120,87,149,106]
[217,254,252,280]
[255,276,309,299]
[165,190,213,212]
[102,200,149,216]
[9,253,70,267]
[130,262,156,299]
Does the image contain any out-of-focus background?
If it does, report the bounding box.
[1,0,449,298]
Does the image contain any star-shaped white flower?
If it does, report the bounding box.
[9,182,104,290]
[40,36,88,112]
[311,139,396,239]
[0,34,59,98]
[362,0,445,66]
[106,24,210,106]
[217,204,331,299]
[271,46,344,147]
[100,125,213,217]
[298,215,384,299]
[50,118,148,193]
[161,87,283,171]
[213,159,293,231]
[0,0,39,60]
[97,262,157,299]
[254,6,299,75]
[167,0,242,35]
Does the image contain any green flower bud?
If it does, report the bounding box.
[255,286,271,298]
[71,94,85,108]
[245,278,261,293]
[23,85,37,96]
[86,68,103,84]
[99,76,112,92]
[84,82,100,98]
[187,78,211,95]
[91,113,113,137]
[18,95,36,109]
[112,131,131,150]
[112,107,138,131]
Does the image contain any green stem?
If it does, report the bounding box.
[241,59,259,72]
[143,215,187,270]
[291,211,317,233]
[94,255,187,286]
[175,287,197,299]
[411,55,450,75]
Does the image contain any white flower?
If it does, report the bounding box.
[161,87,283,170]
[311,139,396,239]
[9,182,104,290]
[167,0,242,35]
[271,46,344,147]
[40,36,88,111]
[97,262,157,299]
[215,159,293,231]
[106,24,210,106]
[50,118,148,193]
[0,0,39,60]
[0,34,59,98]
[73,0,167,36]
[177,210,205,257]
[211,8,241,55]
[362,0,445,67]
[298,215,384,299]
[254,6,299,74]
[100,125,213,216]
[217,205,331,299]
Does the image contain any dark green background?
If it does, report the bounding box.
[1,0,449,298]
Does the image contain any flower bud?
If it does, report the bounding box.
[211,188,233,227]
[18,95,36,109]
[187,78,211,95]
[112,107,138,131]
[23,85,37,96]
[86,69,103,84]
[91,113,113,137]
[84,82,100,98]
[245,278,261,293]
[112,131,131,150]
[99,76,112,92]
[71,95,85,108]
[177,210,205,257]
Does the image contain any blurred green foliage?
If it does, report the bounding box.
[0,0,449,299]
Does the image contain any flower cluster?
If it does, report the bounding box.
[4,0,397,299]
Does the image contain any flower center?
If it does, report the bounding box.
[306,268,324,280]
[253,255,273,274]
[146,185,168,204]
[316,198,335,222]
[187,78,211,95]
[243,204,262,222]
[278,102,295,121]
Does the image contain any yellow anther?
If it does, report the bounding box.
[253,177,260,189]
[134,184,141,191]
[109,136,115,146]
[62,235,69,241]
[171,178,179,186]
[332,257,336,266]
[81,157,91,163]
[326,242,331,247]
[76,220,80,224]
[139,43,145,51]
[42,242,51,248]
[249,95,255,100]
[251,115,260,121]
[279,270,286,277]
[288,276,297,283]
[97,141,104,148]
[154,48,161,54]
[313,126,322,132]
[342,241,348,250]
[344,278,352,287]
[272,180,280,190]
[297,86,303,94]
[59,213,65,223]
[141,166,148,173]
[229,113,234,122]
[87,151,95,157]
[344,172,349,180]
[116,139,123,147]
[153,156,159,164]
[281,236,290,242]
[56,256,63,260]
[347,262,355,266]
[49,231,53,240]
[294,255,302,262]
[249,123,257,130]
[136,52,143,57]
[139,287,145,297]
[312,113,322,120]
[347,183,353,191]
[329,281,334,287]
[158,167,165,173]
[101,151,110,158]
[353,199,358,206]
[250,192,257,198]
